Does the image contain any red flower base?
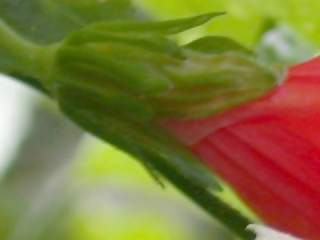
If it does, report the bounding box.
[163,57,320,239]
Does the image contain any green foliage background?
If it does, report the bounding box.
[136,0,320,47]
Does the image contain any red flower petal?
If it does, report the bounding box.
[162,57,320,239]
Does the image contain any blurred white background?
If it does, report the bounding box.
[0,74,35,179]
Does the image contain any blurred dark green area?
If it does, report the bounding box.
[0,0,319,239]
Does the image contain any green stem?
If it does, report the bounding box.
[0,19,57,84]
[0,20,37,74]
[147,152,255,239]
[178,180,255,239]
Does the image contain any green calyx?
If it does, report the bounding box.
[47,12,279,122]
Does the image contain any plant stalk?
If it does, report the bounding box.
[0,19,58,87]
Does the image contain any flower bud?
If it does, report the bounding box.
[47,13,278,121]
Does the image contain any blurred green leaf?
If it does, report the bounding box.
[0,0,144,43]
[70,212,190,240]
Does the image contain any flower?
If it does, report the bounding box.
[162,57,320,239]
